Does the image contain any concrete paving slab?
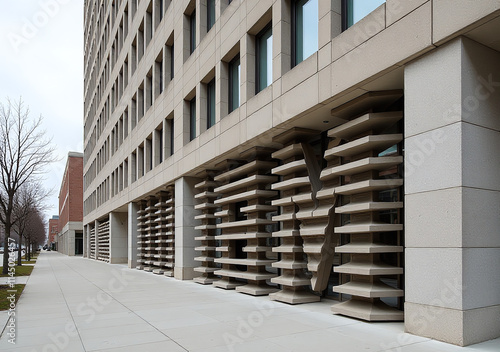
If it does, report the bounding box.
[0,252,498,352]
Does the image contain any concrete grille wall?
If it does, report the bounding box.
[97,219,110,262]
[327,110,404,321]
[136,187,175,275]
[89,225,96,259]
[270,129,322,304]
[193,175,219,284]
[212,149,278,295]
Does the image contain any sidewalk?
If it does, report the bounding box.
[0,252,498,352]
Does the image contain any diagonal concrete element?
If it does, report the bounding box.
[298,141,340,293]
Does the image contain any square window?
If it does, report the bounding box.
[169,119,174,155]
[207,79,216,129]
[228,55,240,113]
[190,97,196,141]
[344,0,386,29]
[207,0,216,31]
[256,25,272,93]
[293,0,318,66]
[190,10,196,54]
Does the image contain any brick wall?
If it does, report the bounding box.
[59,154,83,231]
[68,156,84,222]
[48,218,58,244]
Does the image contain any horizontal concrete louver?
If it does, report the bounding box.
[212,149,279,296]
[193,176,220,285]
[269,129,321,304]
[89,226,96,260]
[327,111,405,321]
[146,197,159,273]
[97,219,110,262]
[138,197,159,273]
[136,189,175,276]
[152,187,175,276]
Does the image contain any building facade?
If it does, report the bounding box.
[47,215,59,250]
[82,0,500,346]
[58,152,84,256]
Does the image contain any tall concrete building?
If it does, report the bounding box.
[83,0,500,346]
[57,152,84,256]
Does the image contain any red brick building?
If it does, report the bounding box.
[57,152,84,255]
[47,215,59,249]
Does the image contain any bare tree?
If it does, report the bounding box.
[22,208,45,261]
[12,181,51,265]
[0,98,56,274]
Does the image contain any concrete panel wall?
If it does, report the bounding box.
[174,176,201,280]
[404,36,500,346]
[57,221,83,256]
[110,212,128,264]
[127,202,139,268]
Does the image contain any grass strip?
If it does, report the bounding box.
[0,284,25,311]
[0,266,34,277]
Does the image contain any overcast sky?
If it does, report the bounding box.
[0,0,84,226]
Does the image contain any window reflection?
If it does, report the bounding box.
[189,97,196,141]
[347,0,385,28]
[190,10,196,54]
[207,79,215,129]
[229,55,240,113]
[294,0,318,66]
[257,25,272,93]
[207,0,215,31]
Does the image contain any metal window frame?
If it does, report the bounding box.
[207,0,215,31]
[190,10,196,54]
[189,97,196,141]
[255,23,272,94]
[207,78,216,129]
[228,54,240,113]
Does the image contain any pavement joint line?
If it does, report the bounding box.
[47,254,88,351]
[49,254,190,352]
[373,339,429,352]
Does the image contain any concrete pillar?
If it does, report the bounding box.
[272,0,292,80]
[83,225,88,258]
[239,34,249,107]
[196,82,205,135]
[318,0,341,51]
[110,212,128,264]
[216,60,228,121]
[68,230,76,256]
[174,176,201,280]
[197,0,206,43]
[86,225,91,258]
[128,202,139,268]
[404,36,500,346]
